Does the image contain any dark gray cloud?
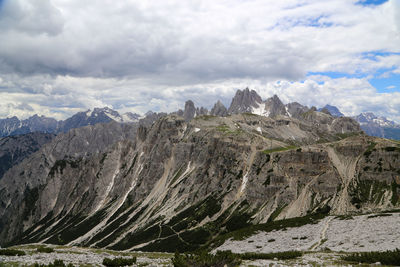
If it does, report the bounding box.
[0,0,399,122]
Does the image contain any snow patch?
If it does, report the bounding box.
[285,106,292,117]
[251,102,265,116]
[194,127,201,132]
[105,112,122,123]
[121,113,137,123]
[256,127,262,134]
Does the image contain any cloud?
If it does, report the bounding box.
[0,0,399,122]
[0,0,64,36]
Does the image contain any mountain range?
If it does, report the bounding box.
[1,88,399,141]
[1,88,399,253]
[0,108,141,137]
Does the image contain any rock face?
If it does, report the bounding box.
[0,132,55,180]
[210,101,228,117]
[262,94,287,118]
[228,88,262,114]
[183,100,196,122]
[1,108,398,253]
[285,102,309,119]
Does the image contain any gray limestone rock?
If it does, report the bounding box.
[183,100,196,122]
[211,100,228,117]
[228,88,262,114]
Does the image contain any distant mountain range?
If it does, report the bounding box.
[1,89,399,140]
[0,108,141,137]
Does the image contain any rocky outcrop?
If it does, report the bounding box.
[196,107,208,116]
[228,88,262,114]
[263,94,288,118]
[285,102,309,119]
[183,100,196,122]
[210,101,228,117]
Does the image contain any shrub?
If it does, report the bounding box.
[0,248,26,256]
[37,246,54,253]
[341,249,400,265]
[102,257,137,267]
[172,250,241,267]
[33,259,74,267]
[238,251,302,260]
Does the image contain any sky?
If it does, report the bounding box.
[0,0,399,122]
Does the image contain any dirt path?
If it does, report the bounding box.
[310,217,333,251]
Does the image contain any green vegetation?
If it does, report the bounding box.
[391,182,400,205]
[172,250,241,267]
[363,141,376,158]
[22,187,39,219]
[37,246,54,253]
[33,260,73,267]
[45,204,111,245]
[262,146,297,154]
[169,166,184,185]
[341,249,400,265]
[0,249,26,256]
[194,115,216,121]
[220,213,326,242]
[367,213,392,219]
[349,180,390,209]
[334,215,353,220]
[113,196,222,251]
[48,159,80,177]
[238,251,302,260]
[335,132,360,140]
[267,205,287,222]
[384,146,400,152]
[216,124,243,135]
[102,257,137,266]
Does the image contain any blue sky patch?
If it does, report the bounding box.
[356,0,389,6]
[369,73,400,93]
[308,71,366,79]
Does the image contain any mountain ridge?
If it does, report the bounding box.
[2,98,399,251]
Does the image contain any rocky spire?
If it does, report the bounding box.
[228,88,262,114]
[263,94,287,118]
[210,100,228,117]
[183,100,196,122]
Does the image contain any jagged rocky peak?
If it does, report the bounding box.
[320,107,332,115]
[318,104,344,117]
[251,94,288,118]
[211,100,228,117]
[354,112,396,127]
[196,107,208,116]
[285,102,309,118]
[121,112,141,123]
[263,94,287,118]
[228,87,262,114]
[139,111,167,127]
[352,112,400,139]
